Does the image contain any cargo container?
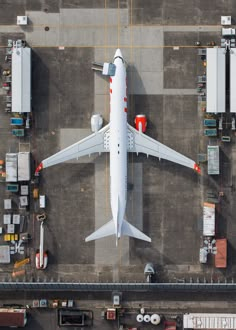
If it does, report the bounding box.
[204,128,217,136]
[6,184,19,192]
[5,153,17,182]
[10,117,23,126]
[207,146,220,175]
[203,119,217,127]
[18,152,30,181]
[215,238,227,268]
[184,313,236,329]
[0,308,27,327]
[12,128,24,136]
[203,202,215,236]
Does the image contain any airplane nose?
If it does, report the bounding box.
[114,48,123,59]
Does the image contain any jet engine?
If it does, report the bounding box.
[91,114,103,133]
[135,114,147,133]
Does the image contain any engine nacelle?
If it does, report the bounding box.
[91,114,103,132]
[134,114,147,133]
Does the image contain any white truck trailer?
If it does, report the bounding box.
[5,153,17,182]
[18,152,31,181]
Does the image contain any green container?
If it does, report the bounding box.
[204,129,217,136]
[6,184,19,192]
[12,129,24,137]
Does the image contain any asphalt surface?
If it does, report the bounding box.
[0,0,236,328]
[0,0,234,283]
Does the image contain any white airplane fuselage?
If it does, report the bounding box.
[109,51,127,240]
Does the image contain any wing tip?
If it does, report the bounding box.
[35,162,43,175]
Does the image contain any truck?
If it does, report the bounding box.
[5,153,17,182]
[203,202,215,236]
[0,308,27,327]
[207,146,220,175]
[215,238,227,268]
[18,152,31,181]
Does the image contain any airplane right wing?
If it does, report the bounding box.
[127,124,200,172]
[36,124,110,172]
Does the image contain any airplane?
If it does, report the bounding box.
[35,49,200,246]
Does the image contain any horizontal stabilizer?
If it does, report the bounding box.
[85,220,115,242]
[122,219,151,242]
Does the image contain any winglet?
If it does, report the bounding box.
[194,163,201,174]
[35,162,43,175]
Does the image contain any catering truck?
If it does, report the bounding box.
[0,308,27,327]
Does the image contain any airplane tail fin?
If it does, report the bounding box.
[85,219,151,244]
[122,219,151,242]
[85,220,115,242]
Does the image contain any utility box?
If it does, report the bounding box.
[207,146,220,175]
[17,16,28,25]
[221,16,231,25]
[222,28,235,36]
[106,308,116,320]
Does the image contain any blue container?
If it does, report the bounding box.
[10,118,23,126]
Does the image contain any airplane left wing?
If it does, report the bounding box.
[35,124,110,172]
[127,124,200,172]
